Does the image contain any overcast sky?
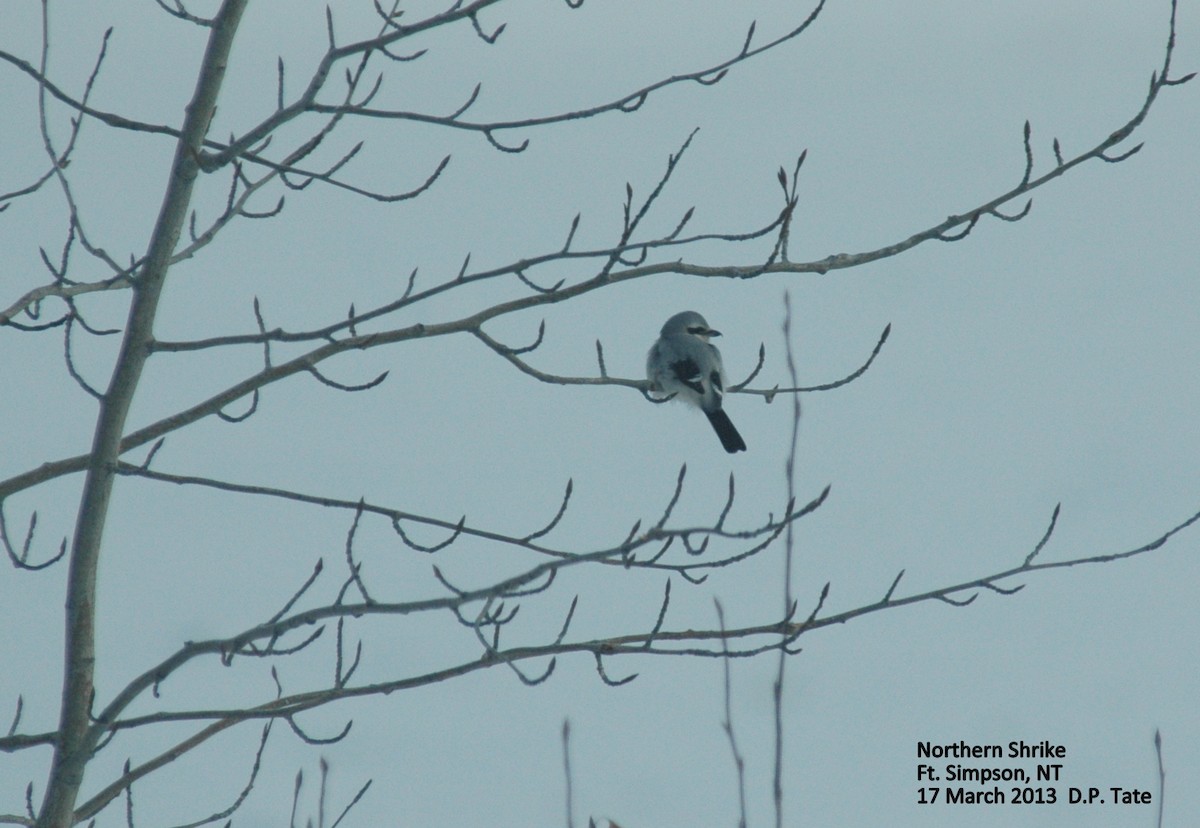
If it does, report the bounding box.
[2,1,1199,826]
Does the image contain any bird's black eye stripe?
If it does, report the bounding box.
[687,326,706,334]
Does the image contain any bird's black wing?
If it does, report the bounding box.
[668,357,706,397]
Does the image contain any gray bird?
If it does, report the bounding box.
[646,311,747,453]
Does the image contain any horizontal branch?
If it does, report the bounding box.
[303,4,830,141]
[109,463,808,574]
[0,0,829,202]
[4,0,1185,335]
[6,496,1193,763]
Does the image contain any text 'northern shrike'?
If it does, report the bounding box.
[646,311,747,453]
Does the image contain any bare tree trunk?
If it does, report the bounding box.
[34,3,247,825]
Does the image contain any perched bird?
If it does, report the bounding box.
[646,311,747,453]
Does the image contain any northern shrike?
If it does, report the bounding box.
[647,311,747,453]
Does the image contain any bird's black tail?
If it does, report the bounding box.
[705,409,747,453]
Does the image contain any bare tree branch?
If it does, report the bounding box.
[1,2,1193,825]
[33,3,250,826]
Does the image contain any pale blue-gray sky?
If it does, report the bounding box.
[2,2,1198,826]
